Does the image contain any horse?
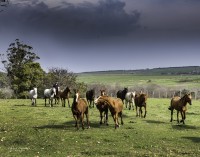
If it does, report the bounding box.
[117,88,128,104]
[100,89,106,96]
[134,93,148,118]
[95,90,109,125]
[168,93,192,124]
[125,91,136,110]
[71,89,90,130]
[95,95,123,129]
[44,87,56,107]
[54,86,61,105]
[60,87,71,107]
[86,89,95,108]
[29,87,37,106]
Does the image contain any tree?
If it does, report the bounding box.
[46,67,77,88]
[43,67,87,96]
[1,39,44,98]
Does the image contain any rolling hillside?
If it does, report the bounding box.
[78,66,200,75]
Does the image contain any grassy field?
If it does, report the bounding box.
[0,98,200,157]
[77,73,200,88]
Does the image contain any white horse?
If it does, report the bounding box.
[125,91,136,110]
[44,87,56,107]
[29,87,38,106]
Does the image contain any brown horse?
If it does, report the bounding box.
[134,93,148,118]
[169,93,192,124]
[60,87,71,107]
[95,95,123,129]
[71,90,90,130]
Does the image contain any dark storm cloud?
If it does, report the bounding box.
[0,0,140,38]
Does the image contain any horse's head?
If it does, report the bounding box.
[64,87,71,93]
[73,89,80,103]
[100,90,106,96]
[33,87,37,94]
[185,93,192,105]
[124,87,128,93]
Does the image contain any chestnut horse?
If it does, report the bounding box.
[168,93,192,124]
[60,87,71,107]
[71,90,90,130]
[134,93,148,118]
[95,90,108,125]
[95,95,123,129]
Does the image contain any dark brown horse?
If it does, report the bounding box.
[60,87,71,107]
[169,93,192,124]
[134,93,148,118]
[86,89,95,108]
[71,90,90,130]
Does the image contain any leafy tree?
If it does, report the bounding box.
[46,67,77,88]
[1,39,44,98]
[44,67,87,96]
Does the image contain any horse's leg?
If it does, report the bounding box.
[129,102,131,110]
[144,106,147,118]
[50,98,53,107]
[105,109,108,125]
[119,112,123,125]
[73,114,78,129]
[100,111,103,125]
[139,107,142,117]
[125,101,128,108]
[132,102,135,110]
[177,111,180,123]
[81,113,85,130]
[114,114,119,129]
[180,111,185,124]
[35,99,37,106]
[89,100,92,108]
[45,98,46,107]
[85,113,90,129]
[63,99,66,107]
[170,109,174,122]
[135,106,138,117]
[68,98,70,108]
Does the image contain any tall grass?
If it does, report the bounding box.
[0,98,200,157]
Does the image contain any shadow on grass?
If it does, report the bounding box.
[33,120,104,130]
[187,112,200,115]
[145,120,166,124]
[172,124,198,130]
[182,137,200,143]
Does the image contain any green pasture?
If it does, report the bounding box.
[77,74,200,88]
[0,98,200,157]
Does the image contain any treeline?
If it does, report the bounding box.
[87,83,200,100]
[81,66,200,75]
[0,39,86,98]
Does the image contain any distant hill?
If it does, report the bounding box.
[79,66,200,75]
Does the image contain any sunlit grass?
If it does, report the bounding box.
[77,74,200,88]
[0,98,200,156]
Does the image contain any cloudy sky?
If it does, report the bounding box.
[0,0,200,72]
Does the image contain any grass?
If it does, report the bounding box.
[77,73,200,88]
[0,98,200,157]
